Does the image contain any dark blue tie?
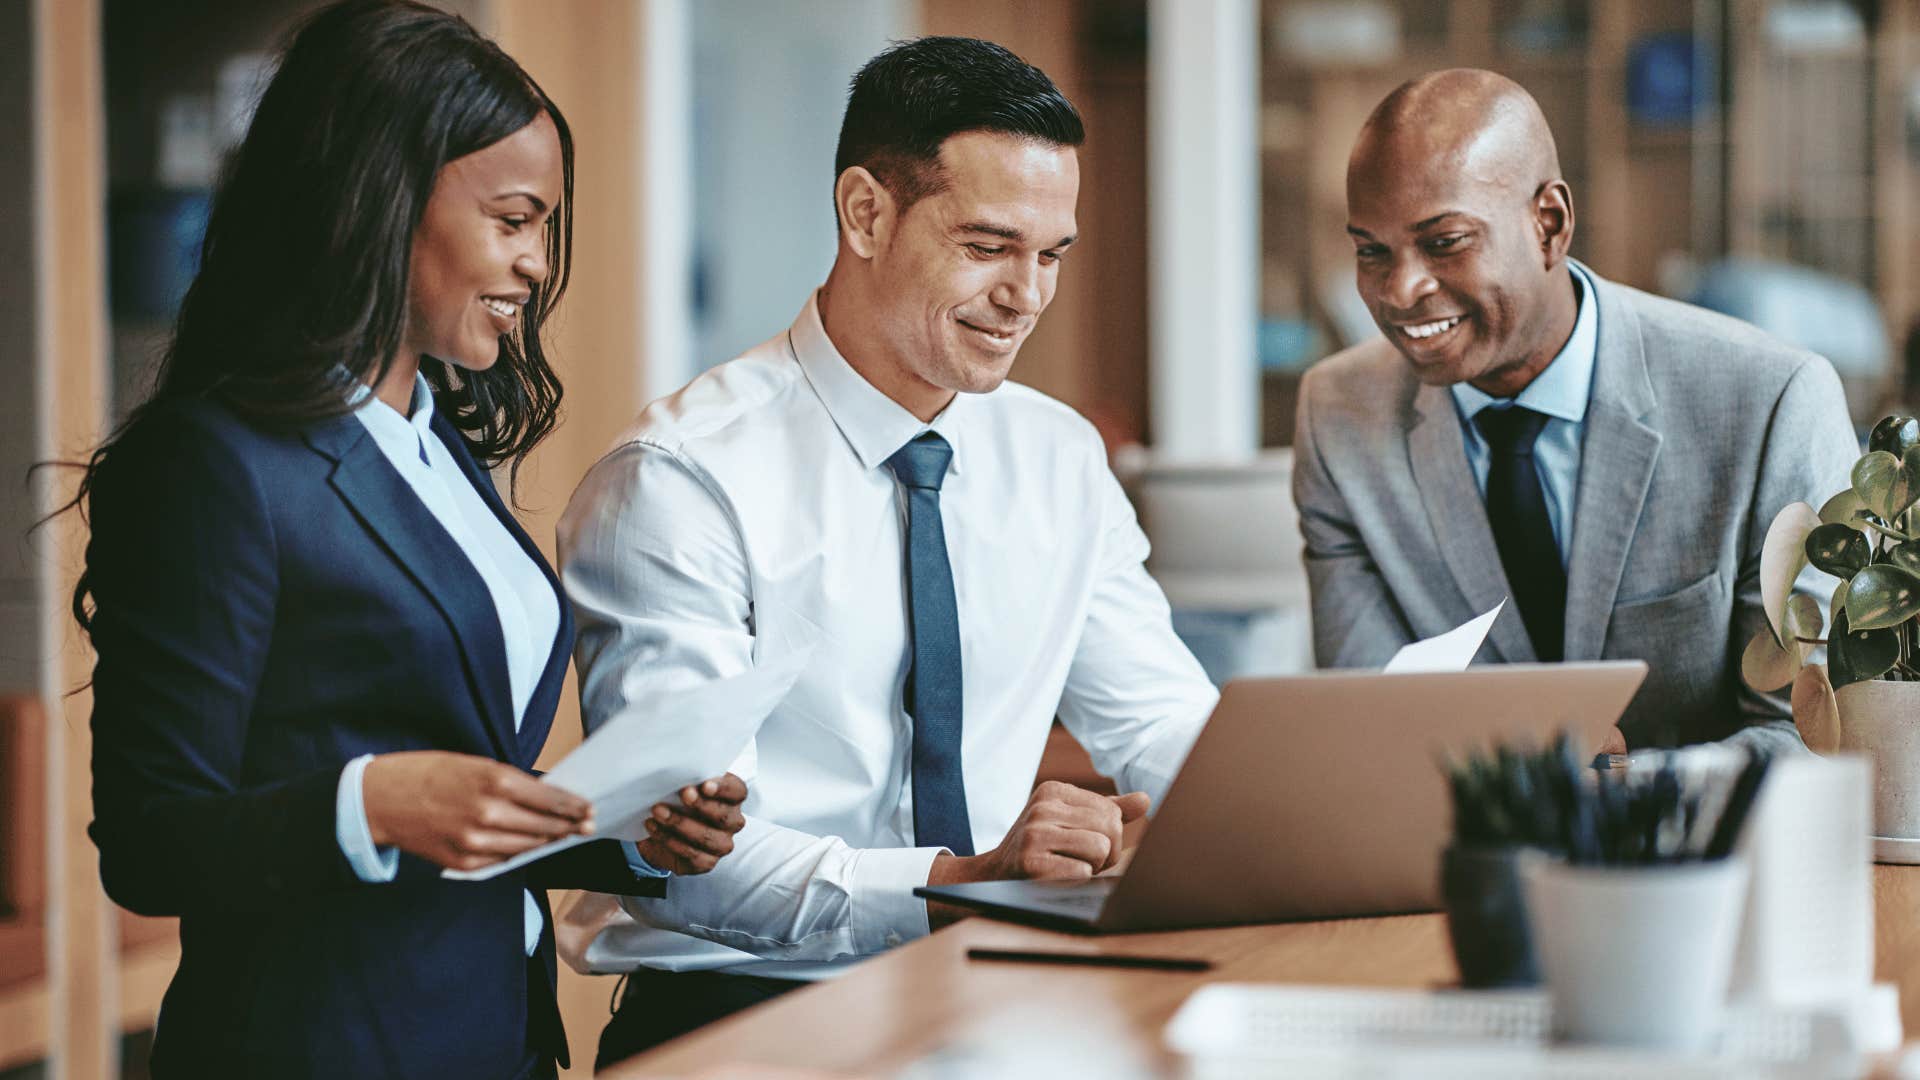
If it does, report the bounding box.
[884,432,973,856]
[1476,405,1565,662]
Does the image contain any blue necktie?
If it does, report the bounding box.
[884,432,973,856]
[1476,405,1565,662]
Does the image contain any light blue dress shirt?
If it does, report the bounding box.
[1448,262,1599,569]
[327,372,661,958]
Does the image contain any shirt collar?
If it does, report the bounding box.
[349,369,437,461]
[787,289,970,476]
[1450,261,1598,425]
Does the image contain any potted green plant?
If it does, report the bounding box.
[1743,413,1920,838]
[1440,738,1575,989]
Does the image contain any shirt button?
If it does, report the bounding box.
[886,932,902,947]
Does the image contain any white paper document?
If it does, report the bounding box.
[1382,598,1506,674]
[442,648,812,882]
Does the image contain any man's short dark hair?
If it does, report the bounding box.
[833,36,1085,223]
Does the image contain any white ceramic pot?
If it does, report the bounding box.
[1833,678,1920,839]
[1522,858,1750,1051]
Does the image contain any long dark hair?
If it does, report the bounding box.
[68,0,572,633]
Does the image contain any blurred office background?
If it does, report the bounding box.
[4,0,1917,1075]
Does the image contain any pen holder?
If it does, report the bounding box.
[1522,857,1750,1051]
[1440,844,1543,988]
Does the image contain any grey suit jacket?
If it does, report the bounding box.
[1292,266,1857,752]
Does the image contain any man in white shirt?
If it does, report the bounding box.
[559,36,1218,1065]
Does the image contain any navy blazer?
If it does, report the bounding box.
[85,396,663,1079]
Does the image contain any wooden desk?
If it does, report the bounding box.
[613,865,1920,1077]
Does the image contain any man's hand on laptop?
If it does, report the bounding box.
[1598,725,1627,756]
[923,782,1150,928]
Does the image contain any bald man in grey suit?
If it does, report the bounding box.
[1294,70,1857,753]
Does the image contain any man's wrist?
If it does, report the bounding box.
[927,851,987,887]
[924,852,991,931]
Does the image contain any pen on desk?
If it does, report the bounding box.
[965,947,1211,972]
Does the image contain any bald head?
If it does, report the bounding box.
[1352,69,1562,198]
[1343,70,1580,397]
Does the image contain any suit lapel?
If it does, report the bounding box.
[1563,276,1663,660]
[428,414,574,766]
[303,415,518,760]
[1407,384,1536,662]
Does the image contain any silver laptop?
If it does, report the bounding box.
[914,662,1647,933]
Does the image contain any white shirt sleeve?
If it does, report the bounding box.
[336,753,400,882]
[1055,466,1220,805]
[559,443,942,959]
[623,819,941,959]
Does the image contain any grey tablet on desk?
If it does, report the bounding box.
[915,662,1647,933]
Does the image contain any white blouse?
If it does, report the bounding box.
[336,370,560,956]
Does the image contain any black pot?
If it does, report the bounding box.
[1441,844,1545,989]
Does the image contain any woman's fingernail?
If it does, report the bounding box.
[653,805,672,821]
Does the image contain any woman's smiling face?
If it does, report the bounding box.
[403,112,563,372]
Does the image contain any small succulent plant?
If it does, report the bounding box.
[1446,736,1576,851]
[1743,415,1920,749]
[1447,736,1768,866]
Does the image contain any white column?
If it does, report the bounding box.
[639,0,693,402]
[1147,0,1260,460]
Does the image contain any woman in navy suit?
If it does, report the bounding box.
[72,3,744,1076]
